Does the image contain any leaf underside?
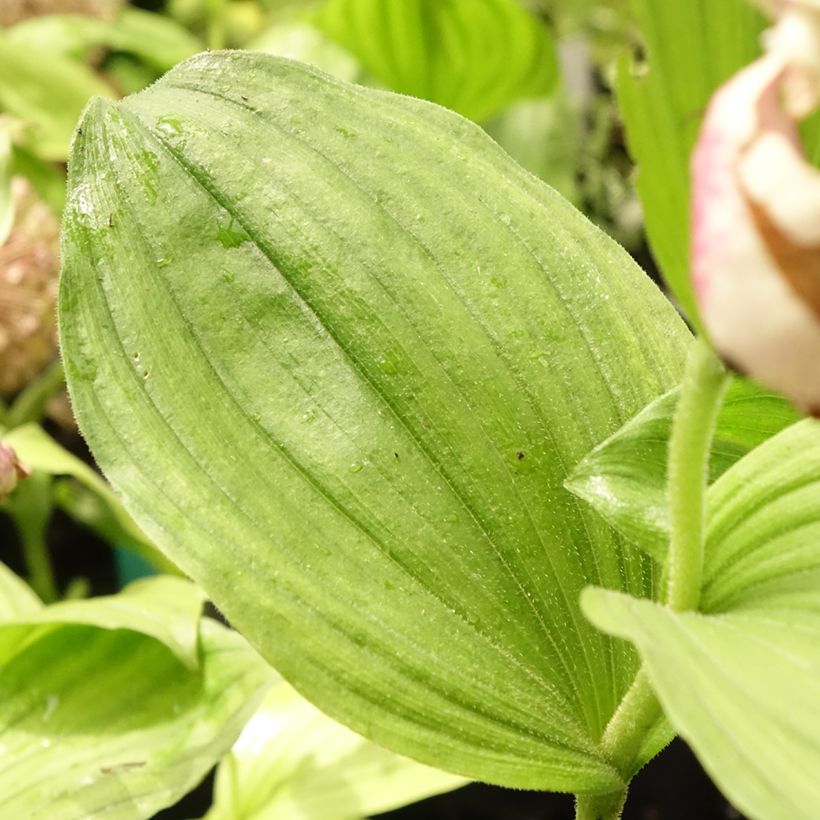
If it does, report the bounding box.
[60,52,688,790]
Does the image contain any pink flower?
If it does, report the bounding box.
[692,3,820,413]
[0,441,29,500]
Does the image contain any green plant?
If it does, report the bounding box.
[2,1,820,818]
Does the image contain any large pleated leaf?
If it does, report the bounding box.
[566,377,800,560]
[312,0,558,121]
[0,576,273,819]
[59,52,689,790]
[208,680,467,820]
[618,0,765,326]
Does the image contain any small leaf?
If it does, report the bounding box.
[209,680,468,820]
[0,562,42,618]
[582,588,820,820]
[566,377,800,560]
[60,53,689,790]
[618,0,766,326]
[0,615,272,820]
[0,33,113,161]
[312,0,558,121]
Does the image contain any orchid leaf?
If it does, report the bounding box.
[59,53,689,790]
[583,589,820,820]
[0,33,114,161]
[312,0,558,121]
[566,377,800,560]
[0,614,272,819]
[618,0,766,327]
[209,680,468,820]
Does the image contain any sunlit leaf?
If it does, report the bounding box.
[0,614,272,819]
[60,52,689,790]
[566,377,801,560]
[312,0,558,121]
[0,576,206,668]
[618,0,765,326]
[0,562,42,619]
[209,680,468,820]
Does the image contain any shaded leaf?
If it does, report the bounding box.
[312,0,558,121]
[618,0,765,326]
[0,33,113,161]
[60,53,689,789]
[209,680,468,820]
[566,377,801,560]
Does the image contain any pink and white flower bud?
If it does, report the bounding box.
[692,41,820,413]
[0,441,29,500]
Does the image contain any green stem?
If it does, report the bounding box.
[21,529,58,603]
[665,337,729,611]
[575,337,728,819]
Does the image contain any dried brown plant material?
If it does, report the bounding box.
[0,0,121,26]
[0,177,60,395]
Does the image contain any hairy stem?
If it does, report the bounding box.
[665,337,728,611]
[575,337,728,819]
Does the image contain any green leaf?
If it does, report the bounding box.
[3,424,177,573]
[566,377,801,560]
[583,420,820,820]
[0,563,42,618]
[702,419,820,614]
[6,9,201,72]
[60,52,689,790]
[209,680,467,819]
[0,33,114,161]
[312,0,558,121]
[248,20,364,83]
[0,576,206,669]
[0,614,272,819]
[618,0,765,327]
[0,124,12,246]
[582,588,820,820]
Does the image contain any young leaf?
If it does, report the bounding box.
[0,616,272,819]
[618,0,765,326]
[565,377,801,560]
[312,0,558,121]
[582,589,820,820]
[209,680,468,820]
[702,419,820,614]
[60,53,689,790]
